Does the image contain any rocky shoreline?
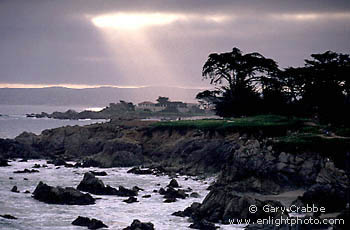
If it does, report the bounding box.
[0,119,349,229]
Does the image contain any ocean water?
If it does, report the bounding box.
[0,105,243,229]
[0,160,242,230]
[0,105,106,139]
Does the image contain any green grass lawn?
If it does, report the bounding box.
[152,114,350,155]
[152,114,306,135]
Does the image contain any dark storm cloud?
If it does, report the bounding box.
[0,0,349,87]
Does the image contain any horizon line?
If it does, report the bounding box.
[0,83,209,90]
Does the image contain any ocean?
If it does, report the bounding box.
[0,105,241,230]
[0,105,106,139]
[0,160,222,230]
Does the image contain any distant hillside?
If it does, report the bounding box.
[0,86,202,106]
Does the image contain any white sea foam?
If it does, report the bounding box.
[0,160,243,229]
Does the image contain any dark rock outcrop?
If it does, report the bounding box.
[13,169,39,174]
[132,186,144,192]
[11,186,19,193]
[178,188,288,224]
[47,158,67,166]
[82,159,102,168]
[164,187,187,199]
[127,167,153,175]
[164,198,177,203]
[72,216,108,229]
[123,219,154,230]
[117,186,138,197]
[90,171,108,176]
[167,179,180,188]
[33,181,95,205]
[292,183,347,213]
[190,192,201,198]
[0,157,10,166]
[123,197,138,203]
[77,172,117,195]
[77,172,138,197]
[189,219,218,230]
[0,137,38,159]
[86,140,144,168]
[0,214,17,220]
[202,189,287,223]
[32,164,41,168]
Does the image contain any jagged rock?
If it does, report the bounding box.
[163,187,187,199]
[13,169,39,173]
[82,159,102,168]
[89,171,108,176]
[77,172,106,193]
[172,211,186,217]
[65,163,75,168]
[164,197,177,203]
[11,186,19,193]
[159,188,166,195]
[72,216,108,229]
[315,161,348,186]
[0,158,10,166]
[127,167,153,175]
[74,162,83,167]
[32,164,41,168]
[172,202,201,218]
[33,181,95,205]
[47,159,67,166]
[189,219,218,229]
[123,197,138,203]
[167,179,180,188]
[132,186,144,192]
[123,219,155,230]
[0,214,17,220]
[190,192,201,198]
[86,219,108,229]
[117,186,138,197]
[88,140,143,167]
[292,183,347,213]
[72,216,90,226]
[183,187,288,224]
[77,172,118,195]
[151,166,167,175]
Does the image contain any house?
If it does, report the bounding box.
[137,101,165,112]
[136,98,188,112]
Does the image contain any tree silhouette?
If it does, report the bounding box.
[156,96,170,105]
[198,47,350,124]
[284,51,350,124]
[195,90,220,109]
[200,47,279,117]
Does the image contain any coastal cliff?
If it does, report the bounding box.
[1,117,349,228]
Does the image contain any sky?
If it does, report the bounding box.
[0,0,349,89]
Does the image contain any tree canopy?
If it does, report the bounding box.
[197,47,350,125]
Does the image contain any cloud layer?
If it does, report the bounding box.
[0,0,349,88]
